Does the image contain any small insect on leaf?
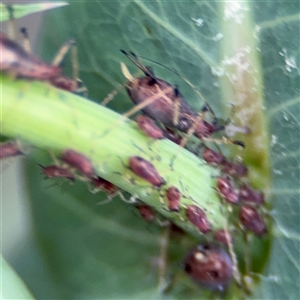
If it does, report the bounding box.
[0,31,61,80]
[214,229,233,247]
[184,244,233,291]
[239,184,264,205]
[91,176,118,195]
[136,204,155,222]
[203,147,225,166]
[239,206,267,236]
[222,161,248,178]
[163,128,182,145]
[39,164,74,181]
[135,115,164,139]
[129,156,165,187]
[61,149,94,177]
[186,205,211,234]
[217,177,239,204]
[0,141,23,159]
[166,186,181,212]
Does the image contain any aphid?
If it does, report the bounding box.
[186,205,211,234]
[61,149,94,177]
[214,229,233,247]
[129,156,165,187]
[166,186,181,212]
[39,164,74,181]
[136,204,156,222]
[0,141,23,159]
[217,177,239,204]
[135,115,164,139]
[184,244,233,291]
[222,161,248,178]
[0,31,61,80]
[239,206,267,236]
[91,176,118,195]
[239,184,264,205]
[203,147,225,166]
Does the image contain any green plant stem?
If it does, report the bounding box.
[1,74,224,237]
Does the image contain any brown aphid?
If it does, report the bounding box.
[222,161,248,178]
[129,156,165,187]
[214,229,233,247]
[136,204,155,222]
[61,149,94,177]
[239,206,267,236]
[49,75,78,92]
[39,164,74,181]
[186,205,211,234]
[0,141,23,159]
[166,186,181,212]
[135,115,164,139]
[203,147,225,166]
[0,31,61,80]
[239,184,264,205]
[91,176,118,195]
[184,244,233,291]
[217,177,239,204]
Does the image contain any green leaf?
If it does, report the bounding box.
[1,255,35,299]
[4,0,299,299]
[0,2,68,22]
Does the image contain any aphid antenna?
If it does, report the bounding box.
[52,39,76,66]
[6,5,17,41]
[20,27,31,53]
[130,53,217,119]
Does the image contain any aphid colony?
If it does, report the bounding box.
[1,30,268,294]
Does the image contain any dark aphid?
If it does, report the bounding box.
[186,205,211,234]
[239,184,264,205]
[239,206,267,236]
[163,128,182,145]
[217,177,239,204]
[39,164,74,181]
[222,161,248,178]
[135,115,164,139]
[203,147,225,166]
[0,31,61,80]
[0,141,23,159]
[129,156,165,187]
[136,204,155,222]
[61,149,94,177]
[166,186,181,212]
[184,244,233,291]
[49,75,79,92]
[91,176,118,195]
[214,229,233,247]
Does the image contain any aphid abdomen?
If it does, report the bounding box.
[40,165,74,181]
[129,156,165,187]
[166,186,181,212]
[184,244,233,291]
[135,115,164,139]
[0,141,23,159]
[186,205,211,234]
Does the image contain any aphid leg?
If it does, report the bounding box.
[172,86,180,126]
[102,83,124,106]
[220,207,242,288]
[52,39,75,66]
[20,27,31,53]
[157,224,171,292]
[6,5,17,40]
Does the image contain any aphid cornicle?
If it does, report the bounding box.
[186,205,211,234]
[39,164,74,181]
[0,141,23,159]
[184,244,234,291]
[239,206,267,236]
[166,186,181,212]
[129,156,165,187]
[61,149,95,177]
[135,115,164,139]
